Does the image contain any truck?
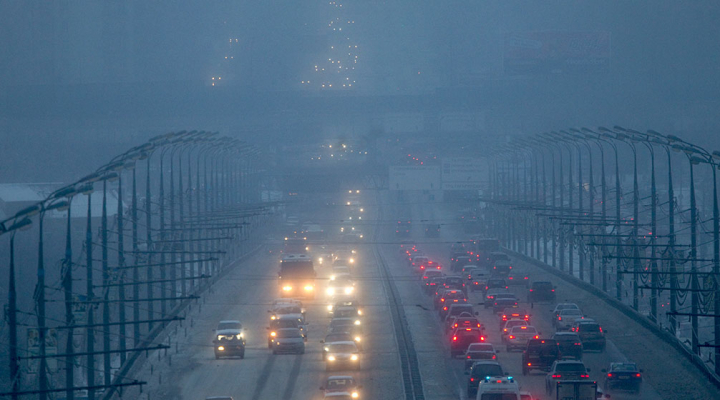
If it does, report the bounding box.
[556,380,597,400]
[278,254,316,298]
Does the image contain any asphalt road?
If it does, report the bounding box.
[124,189,718,400]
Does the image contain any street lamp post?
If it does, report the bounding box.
[583,128,610,292]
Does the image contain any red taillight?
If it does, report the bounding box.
[452,336,457,341]
[492,354,496,359]
[509,335,515,339]
[470,378,475,382]
[474,282,478,285]
[441,298,445,302]
[480,336,485,341]
[581,374,589,378]
[558,317,562,320]
[423,276,428,279]
[465,328,472,331]
[636,373,642,378]
[437,266,441,269]
[527,363,531,366]
[574,343,581,346]
[529,289,533,291]
[524,277,528,280]
[599,327,603,333]
[551,289,555,292]
[533,335,539,339]
[467,355,471,359]
[552,374,561,379]
[509,277,513,280]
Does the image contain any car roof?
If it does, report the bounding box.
[327,375,354,380]
[327,341,357,346]
[553,331,579,337]
[219,320,240,324]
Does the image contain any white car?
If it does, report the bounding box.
[325,341,361,371]
[555,309,584,330]
[506,325,539,352]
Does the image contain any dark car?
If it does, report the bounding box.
[574,321,606,351]
[451,327,485,357]
[464,343,497,369]
[552,332,583,360]
[267,317,301,348]
[522,339,561,375]
[492,259,513,276]
[444,304,477,324]
[466,361,505,398]
[603,362,643,392]
[213,320,245,359]
[492,297,519,314]
[442,276,467,293]
[485,278,508,292]
[451,255,475,271]
[528,281,556,303]
[424,276,445,294]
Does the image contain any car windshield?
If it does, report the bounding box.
[217,322,241,331]
[556,304,579,311]
[276,306,302,314]
[579,323,601,331]
[276,329,301,338]
[472,365,503,377]
[481,395,518,400]
[273,319,299,328]
[613,364,638,372]
[468,344,493,352]
[451,306,473,314]
[560,309,582,316]
[556,363,586,372]
[327,378,355,389]
[328,343,357,352]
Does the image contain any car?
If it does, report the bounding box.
[484,288,511,308]
[485,278,508,292]
[441,276,467,293]
[333,307,362,326]
[423,276,445,294]
[449,314,483,332]
[522,338,561,375]
[555,309,584,330]
[573,320,606,351]
[269,309,307,339]
[328,299,363,316]
[492,296,519,314]
[267,316,302,348]
[506,325,540,352]
[443,304,477,324]
[545,360,591,395]
[327,325,364,350]
[552,303,580,319]
[270,298,306,314]
[492,259,513,276]
[322,332,356,360]
[325,341,361,371]
[603,362,643,392]
[528,281,556,303]
[451,255,475,271]
[464,343,498,369]
[552,331,583,360]
[461,264,479,279]
[500,319,529,341]
[466,361,505,398]
[421,269,444,282]
[272,328,305,354]
[506,271,529,287]
[469,267,491,291]
[500,309,531,324]
[410,255,430,272]
[326,276,355,297]
[451,327,486,357]
[320,375,362,398]
[213,320,245,359]
[438,290,469,317]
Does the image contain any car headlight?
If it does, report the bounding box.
[354,320,361,325]
[330,275,336,281]
[217,346,225,351]
[236,333,243,339]
[324,346,329,351]
[357,310,363,315]
[270,331,276,337]
[327,304,333,311]
[270,315,277,320]
[282,286,292,291]
[354,336,361,342]
[304,285,314,291]
[344,287,354,294]
[359,234,363,238]
[349,258,355,263]
[327,355,336,361]
[318,257,323,264]
[351,354,358,361]
[352,392,359,398]
[327,288,335,295]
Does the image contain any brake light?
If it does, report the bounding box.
[527,363,532,366]
[574,343,581,346]
[509,277,513,280]
[607,373,613,378]
[509,335,515,339]
[466,328,472,331]
[552,374,561,379]
[467,355,471,359]
[529,289,533,291]
[492,354,496,359]
[580,374,589,378]
[480,336,485,341]
[552,289,555,292]
[636,373,642,377]
[599,327,603,333]
[441,298,445,302]
[533,335,539,339]
[558,317,562,320]
[470,378,475,382]
[452,336,457,341]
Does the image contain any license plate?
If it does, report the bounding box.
[619,376,629,380]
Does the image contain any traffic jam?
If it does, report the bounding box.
[399,233,642,400]
[211,190,368,400]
